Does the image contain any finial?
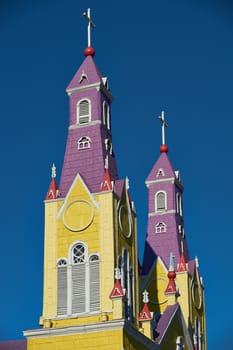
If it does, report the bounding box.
[83,8,96,56]
[51,163,56,178]
[142,289,149,303]
[114,267,121,280]
[169,252,174,271]
[195,256,199,268]
[158,111,169,153]
[125,176,130,190]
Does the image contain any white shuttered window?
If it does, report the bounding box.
[156,191,166,211]
[57,259,68,315]
[89,255,100,312]
[57,243,100,317]
[77,100,90,125]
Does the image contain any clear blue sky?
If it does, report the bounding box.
[1,1,232,348]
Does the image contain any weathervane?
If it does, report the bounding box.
[83,8,96,48]
[158,111,168,145]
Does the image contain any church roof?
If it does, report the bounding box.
[0,340,27,350]
[66,55,103,91]
[146,152,175,183]
[154,304,179,344]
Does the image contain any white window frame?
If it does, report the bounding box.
[155,190,167,212]
[77,99,91,125]
[77,136,91,150]
[57,241,100,317]
[105,138,113,155]
[155,222,167,233]
[103,101,108,126]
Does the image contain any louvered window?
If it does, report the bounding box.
[71,263,86,313]
[78,100,90,125]
[156,191,166,211]
[89,255,100,312]
[71,243,86,313]
[57,259,67,315]
[57,243,100,317]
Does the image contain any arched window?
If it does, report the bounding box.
[57,258,68,316]
[155,191,166,211]
[56,242,100,316]
[176,192,182,216]
[77,99,90,125]
[155,222,167,233]
[77,136,91,150]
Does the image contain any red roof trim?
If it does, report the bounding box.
[109,279,124,298]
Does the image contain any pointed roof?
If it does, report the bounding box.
[66,55,103,91]
[146,152,176,184]
[154,304,179,344]
[100,168,112,191]
[177,253,187,272]
[45,164,59,200]
[139,303,152,321]
[109,279,125,298]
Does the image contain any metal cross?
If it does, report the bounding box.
[158,111,168,145]
[83,8,96,47]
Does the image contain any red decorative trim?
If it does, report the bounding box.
[109,279,124,298]
[139,303,152,321]
[45,178,59,200]
[177,253,187,272]
[165,271,177,294]
[101,168,112,191]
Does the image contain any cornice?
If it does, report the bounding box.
[148,209,176,217]
[24,319,125,339]
[145,177,175,187]
[66,82,113,101]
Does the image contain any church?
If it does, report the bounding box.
[0,8,206,350]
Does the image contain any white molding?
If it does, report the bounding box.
[23,321,159,349]
[56,173,99,221]
[66,82,113,101]
[69,120,102,130]
[24,319,125,338]
[148,209,176,217]
[145,177,175,187]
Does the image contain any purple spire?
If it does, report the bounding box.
[59,55,118,196]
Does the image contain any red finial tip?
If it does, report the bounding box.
[168,270,176,279]
[84,47,95,57]
[160,144,168,153]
